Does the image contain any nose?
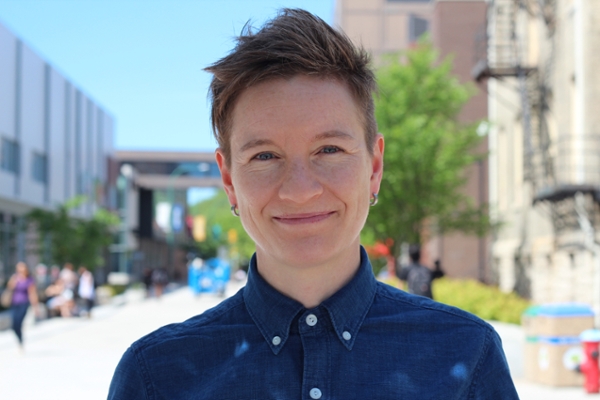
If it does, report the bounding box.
[278,159,323,204]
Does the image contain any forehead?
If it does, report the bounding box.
[229,75,362,142]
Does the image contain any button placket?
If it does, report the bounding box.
[300,310,327,400]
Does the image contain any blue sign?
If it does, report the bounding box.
[172,204,184,232]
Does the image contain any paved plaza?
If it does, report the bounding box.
[0,281,595,399]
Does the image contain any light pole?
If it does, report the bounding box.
[117,164,133,274]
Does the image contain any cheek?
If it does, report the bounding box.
[233,170,278,208]
[319,160,371,197]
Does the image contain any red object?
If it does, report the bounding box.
[579,340,600,393]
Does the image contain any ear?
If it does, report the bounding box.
[215,149,237,206]
[369,134,385,195]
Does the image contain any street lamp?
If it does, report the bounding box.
[117,164,133,274]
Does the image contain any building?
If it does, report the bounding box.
[336,0,490,280]
[115,150,222,281]
[0,21,115,283]
[478,0,600,314]
[335,0,434,57]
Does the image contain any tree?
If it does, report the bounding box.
[26,196,119,270]
[189,190,255,262]
[364,42,492,257]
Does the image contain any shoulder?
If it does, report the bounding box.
[131,289,247,354]
[374,281,492,332]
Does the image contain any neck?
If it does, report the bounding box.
[255,244,362,309]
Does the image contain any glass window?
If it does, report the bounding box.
[409,14,429,43]
[1,138,20,174]
[32,152,48,184]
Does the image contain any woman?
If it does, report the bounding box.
[109,9,519,399]
[6,262,39,350]
[77,266,95,317]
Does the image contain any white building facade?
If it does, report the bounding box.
[482,0,600,316]
[0,21,114,281]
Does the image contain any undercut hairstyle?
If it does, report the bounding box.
[204,8,377,165]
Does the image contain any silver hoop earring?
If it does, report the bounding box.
[370,193,378,206]
[231,205,240,217]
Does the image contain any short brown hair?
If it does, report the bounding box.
[204,8,377,165]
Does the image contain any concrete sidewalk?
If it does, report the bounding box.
[0,281,595,399]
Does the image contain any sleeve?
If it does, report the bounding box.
[108,346,150,400]
[469,328,520,399]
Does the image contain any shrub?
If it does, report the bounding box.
[433,278,530,324]
[380,276,530,325]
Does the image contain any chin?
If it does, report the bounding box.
[276,236,349,266]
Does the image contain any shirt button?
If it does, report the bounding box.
[272,336,281,346]
[305,314,318,326]
[309,387,322,399]
[342,331,351,341]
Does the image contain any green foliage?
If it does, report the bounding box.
[365,41,492,255]
[108,284,128,296]
[26,196,119,270]
[433,278,530,324]
[189,190,255,261]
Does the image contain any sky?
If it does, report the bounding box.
[0,0,334,203]
[0,0,334,152]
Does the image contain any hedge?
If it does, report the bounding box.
[381,276,530,325]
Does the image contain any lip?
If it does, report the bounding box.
[273,211,335,225]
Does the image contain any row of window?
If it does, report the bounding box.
[1,137,47,184]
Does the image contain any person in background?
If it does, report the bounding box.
[45,278,76,318]
[142,268,153,298]
[77,266,95,318]
[49,265,60,284]
[151,267,168,298]
[6,262,39,351]
[59,262,78,292]
[397,244,444,299]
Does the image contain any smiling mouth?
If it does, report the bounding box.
[273,211,335,225]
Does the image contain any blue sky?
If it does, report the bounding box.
[0,0,334,152]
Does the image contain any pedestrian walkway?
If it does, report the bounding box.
[0,281,594,399]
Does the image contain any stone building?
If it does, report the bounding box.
[478,0,600,313]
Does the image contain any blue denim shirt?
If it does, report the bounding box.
[108,247,519,399]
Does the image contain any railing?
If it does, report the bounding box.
[553,135,600,187]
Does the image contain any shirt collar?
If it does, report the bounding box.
[243,246,377,354]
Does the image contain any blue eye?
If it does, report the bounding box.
[254,153,275,161]
[321,146,340,154]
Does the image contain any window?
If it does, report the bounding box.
[409,14,429,43]
[32,152,48,184]
[1,138,20,174]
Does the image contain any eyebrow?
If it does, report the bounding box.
[238,130,355,153]
[313,130,355,142]
[239,139,276,153]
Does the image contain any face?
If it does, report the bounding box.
[216,75,384,268]
[16,262,27,276]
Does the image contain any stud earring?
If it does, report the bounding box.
[231,205,240,217]
[370,193,378,206]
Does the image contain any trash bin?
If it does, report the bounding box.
[523,303,594,386]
